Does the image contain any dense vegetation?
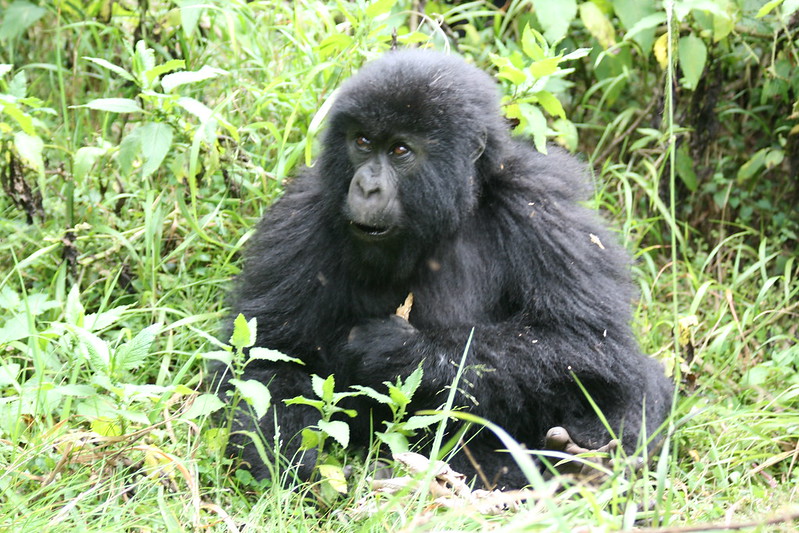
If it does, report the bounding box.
[1,0,797,531]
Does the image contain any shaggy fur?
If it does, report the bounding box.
[214,50,673,488]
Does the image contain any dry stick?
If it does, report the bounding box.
[628,508,799,533]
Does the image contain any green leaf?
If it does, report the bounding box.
[365,0,396,18]
[402,414,443,431]
[229,313,255,349]
[350,385,393,405]
[318,420,350,448]
[554,118,579,152]
[532,0,577,44]
[83,57,136,83]
[675,145,698,192]
[521,25,546,61]
[13,131,44,177]
[181,393,225,420]
[82,98,143,113]
[114,323,161,372]
[249,347,304,365]
[678,34,707,90]
[145,59,187,85]
[528,57,560,79]
[376,431,409,455]
[756,0,784,18]
[321,375,336,403]
[579,2,616,49]
[400,364,424,399]
[65,284,85,327]
[318,464,348,493]
[2,103,35,135]
[736,148,768,184]
[229,379,271,419]
[535,90,566,119]
[523,104,548,154]
[137,122,173,177]
[91,416,123,437]
[73,146,108,182]
[0,1,47,41]
[161,65,226,93]
[300,428,321,450]
[0,64,12,76]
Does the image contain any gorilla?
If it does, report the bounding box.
[215,49,673,489]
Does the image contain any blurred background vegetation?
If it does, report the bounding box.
[0,0,797,531]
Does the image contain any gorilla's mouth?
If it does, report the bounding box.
[350,221,393,240]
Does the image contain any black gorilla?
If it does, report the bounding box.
[216,49,673,488]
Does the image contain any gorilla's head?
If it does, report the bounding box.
[318,50,509,276]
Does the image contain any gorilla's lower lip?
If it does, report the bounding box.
[350,222,393,240]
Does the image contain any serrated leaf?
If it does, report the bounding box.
[284,396,325,411]
[229,313,254,349]
[82,98,143,113]
[201,350,233,365]
[321,375,336,403]
[83,56,136,83]
[161,65,226,93]
[318,419,350,448]
[114,323,161,372]
[247,347,304,365]
[229,378,271,419]
[400,365,424,399]
[678,34,707,90]
[350,385,393,405]
[318,464,348,493]
[181,393,225,420]
[402,414,443,431]
[13,131,44,176]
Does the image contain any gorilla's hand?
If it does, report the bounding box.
[347,315,419,383]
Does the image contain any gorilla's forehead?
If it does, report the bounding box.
[329,50,501,139]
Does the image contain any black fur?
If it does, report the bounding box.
[215,50,673,488]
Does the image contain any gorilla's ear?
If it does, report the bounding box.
[470,128,488,163]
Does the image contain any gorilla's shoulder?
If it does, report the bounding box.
[499,141,594,202]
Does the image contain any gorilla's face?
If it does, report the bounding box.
[344,130,424,243]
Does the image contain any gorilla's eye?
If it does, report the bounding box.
[390,144,411,157]
[355,135,372,151]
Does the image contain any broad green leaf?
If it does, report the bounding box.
[402,414,443,431]
[229,378,271,419]
[91,416,123,437]
[177,96,214,123]
[524,104,548,154]
[554,118,579,151]
[161,65,226,93]
[300,428,321,450]
[65,284,85,327]
[350,385,393,405]
[521,25,546,61]
[528,57,560,79]
[532,0,577,44]
[138,122,173,177]
[114,323,161,371]
[249,347,304,365]
[579,2,616,49]
[229,313,255,349]
[0,1,47,41]
[536,90,566,119]
[318,419,350,448]
[73,146,107,182]
[83,56,136,83]
[181,393,225,420]
[0,363,21,386]
[678,34,707,90]
[13,131,44,176]
[2,103,35,135]
[400,365,424,398]
[202,350,233,365]
[318,464,348,493]
[376,431,409,455]
[321,375,336,403]
[82,98,142,113]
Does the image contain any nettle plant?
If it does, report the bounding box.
[208,314,441,490]
[75,41,236,195]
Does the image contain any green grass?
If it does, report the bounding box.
[1,0,798,531]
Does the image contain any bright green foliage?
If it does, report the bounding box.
[0,0,798,530]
